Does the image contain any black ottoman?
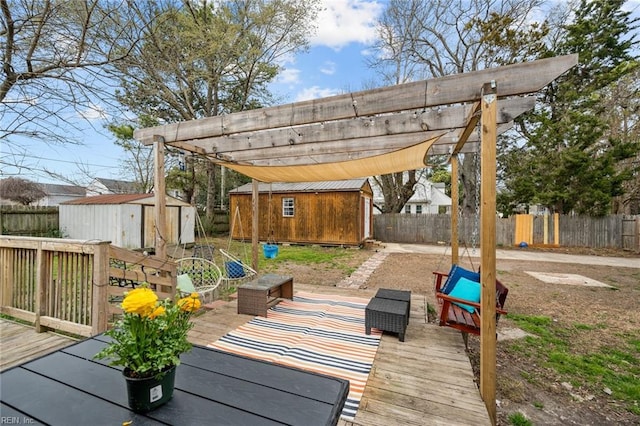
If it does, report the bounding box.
[365,298,409,342]
[374,289,411,323]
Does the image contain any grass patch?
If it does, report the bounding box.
[505,313,640,414]
[255,244,360,274]
[508,412,532,426]
[574,323,595,331]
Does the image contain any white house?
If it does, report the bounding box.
[371,174,451,214]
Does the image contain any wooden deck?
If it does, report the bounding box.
[188,283,491,426]
[0,319,78,371]
[0,284,490,424]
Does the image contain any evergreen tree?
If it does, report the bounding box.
[500,0,638,216]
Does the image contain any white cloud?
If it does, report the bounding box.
[320,61,336,75]
[295,86,341,101]
[78,104,107,120]
[360,48,375,57]
[311,0,384,50]
[277,68,302,84]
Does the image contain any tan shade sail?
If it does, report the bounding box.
[219,138,438,183]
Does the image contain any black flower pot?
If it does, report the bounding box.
[123,365,176,413]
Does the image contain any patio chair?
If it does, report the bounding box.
[176,257,223,303]
[219,249,257,289]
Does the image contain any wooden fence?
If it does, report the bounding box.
[0,206,59,236]
[0,236,177,337]
[373,214,640,252]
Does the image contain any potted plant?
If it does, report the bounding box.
[95,286,201,413]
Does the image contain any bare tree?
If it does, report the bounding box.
[369,0,544,214]
[0,177,46,204]
[0,0,150,148]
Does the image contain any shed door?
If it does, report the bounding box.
[363,197,371,239]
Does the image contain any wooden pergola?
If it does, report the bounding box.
[135,54,577,425]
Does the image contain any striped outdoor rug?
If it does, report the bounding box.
[208,291,381,421]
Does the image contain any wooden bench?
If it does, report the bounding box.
[433,270,508,346]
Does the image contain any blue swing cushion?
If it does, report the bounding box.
[447,277,481,313]
[225,260,246,278]
[441,264,480,294]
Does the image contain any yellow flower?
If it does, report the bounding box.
[121,288,158,316]
[148,306,166,319]
[178,293,201,312]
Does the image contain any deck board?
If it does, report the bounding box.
[0,320,77,371]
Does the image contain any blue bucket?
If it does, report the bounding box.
[263,244,279,259]
[225,260,245,278]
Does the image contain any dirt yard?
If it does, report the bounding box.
[269,245,640,425]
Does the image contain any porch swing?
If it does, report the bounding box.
[432,152,509,346]
[173,211,223,303]
[219,205,257,287]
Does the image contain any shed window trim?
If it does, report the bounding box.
[283,198,295,217]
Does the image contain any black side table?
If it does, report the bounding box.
[365,298,409,342]
[375,289,411,323]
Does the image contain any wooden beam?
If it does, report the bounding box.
[452,102,481,155]
[427,123,514,156]
[451,155,459,265]
[480,81,498,425]
[226,132,446,163]
[166,98,533,154]
[217,121,514,166]
[134,55,577,144]
[154,136,167,260]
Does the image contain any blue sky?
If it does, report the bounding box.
[2,0,386,186]
[2,0,639,186]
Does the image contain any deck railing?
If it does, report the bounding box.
[0,236,176,336]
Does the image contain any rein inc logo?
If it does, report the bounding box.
[1,418,35,424]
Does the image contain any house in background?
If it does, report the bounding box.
[371,174,452,214]
[60,193,195,250]
[86,177,139,196]
[229,179,374,246]
[33,183,86,206]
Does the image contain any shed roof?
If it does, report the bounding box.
[61,193,190,206]
[230,179,370,194]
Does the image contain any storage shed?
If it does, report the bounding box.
[60,193,195,249]
[229,179,373,246]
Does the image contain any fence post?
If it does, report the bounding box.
[91,242,110,335]
[34,241,47,333]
